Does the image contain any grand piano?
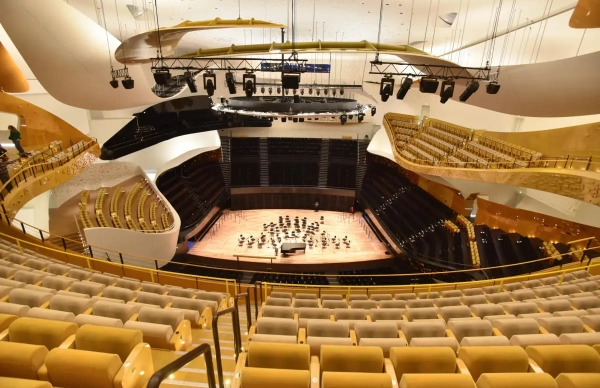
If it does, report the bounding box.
[281,242,306,255]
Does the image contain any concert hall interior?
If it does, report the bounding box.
[1,1,600,388]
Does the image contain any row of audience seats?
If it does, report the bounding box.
[232,340,600,388]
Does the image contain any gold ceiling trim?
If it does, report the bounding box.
[116,18,284,64]
[180,40,428,59]
[569,0,600,28]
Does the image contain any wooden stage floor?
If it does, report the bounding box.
[188,209,392,265]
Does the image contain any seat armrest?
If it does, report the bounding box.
[114,342,154,388]
[492,328,503,336]
[583,324,594,333]
[539,327,550,334]
[201,306,213,330]
[471,312,478,318]
[437,314,444,320]
[366,316,372,322]
[38,364,49,382]
[310,355,320,388]
[58,334,76,349]
[402,315,408,321]
[35,281,43,286]
[398,331,407,342]
[538,308,545,313]
[130,297,137,302]
[248,326,256,342]
[0,296,7,303]
[330,315,335,321]
[445,329,456,338]
[128,313,139,322]
[171,319,192,351]
[162,291,169,295]
[164,302,172,308]
[231,352,247,388]
[257,312,263,319]
[65,286,71,292]
[350,330,358,346]
[384,359,399,387]
[83,308,93,315]
[455,359,471,376]
[0,329,8,341]
[528,359,544,373]
[294,313,299,321]
[39,301,50,309]
[298,328,306,344]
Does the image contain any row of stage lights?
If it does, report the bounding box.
[379,75,500,104]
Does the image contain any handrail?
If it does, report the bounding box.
[212,306,241,388]
[0,138,99,199]
[234,292,252,332]
[2,210,598,280]
[147,343,216,388]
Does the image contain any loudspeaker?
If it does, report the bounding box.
[419,78,439,93]
[293,95,300,103]
[109,79,119,89]
[282,74,300,89]
[121,78,135,89]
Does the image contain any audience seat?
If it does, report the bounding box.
[333,308,367,329]
[405,307,439,321]
[305,320,353,356]
[390,347,458,380]
[26,307,75,323]
[8,289,52,308]
[0,341,48,380]
[536,317,585,336]
[476,373,558,388]
[527,345,600,377]
[448,320,494,342]
[239,367,310,388]
[510,333,561,348]
[554,373,600,388]
[398,374,474,388]
[369,308,404,328]
[399,320,448,343]
[250,317,298,344]
[0,377,53,388]
[493,318,539,338]
[5,317,78,349]
[355,322,405,356]
[297,307,332,329]
[321,371,392,388]
[458,346,530,380]
[70,281,105,297]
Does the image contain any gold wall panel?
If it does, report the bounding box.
[475,197,600,247]
[0,42,28,93]
[483,122,600,158]
[0,93,90,150]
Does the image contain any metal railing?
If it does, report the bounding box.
[0,138,99,201]
[212,307,241,388]
[234,292,252,332]
[147,343,216,388]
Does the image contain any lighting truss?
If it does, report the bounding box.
[110,67,131,80]
[369,60,492,81]
[151,57,309,74]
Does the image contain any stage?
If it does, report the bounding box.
[188,209,393,265]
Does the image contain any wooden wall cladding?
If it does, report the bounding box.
[475,196,600,247]
[0,93,89,150]
[0,42,28,93]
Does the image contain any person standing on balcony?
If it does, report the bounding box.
[0,148,16,192]
[8,125,28,156]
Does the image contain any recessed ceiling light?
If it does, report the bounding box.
[439,12,458,26]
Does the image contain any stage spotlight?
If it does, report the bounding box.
[332,89,337,97]
[419,77,439,93]
[277,86,281,94]
[340,87,344,95]
[225,72,237,94]
[358,113,365,123]
[340,114,348,125]
[281,117,287,123]
[203,72,216,96]
[284,88,289,95]
[379,76,395,102]
[268,87,273,95]
[439,79,455,104]
[109,79,119,89]
[324,88,329,96]
[349,115,353,120]
[243,73,256,97]
[184,71,197,93]
[396,77,413,100]
[316,88,321,96]
[121,77,135,89]
[309,87,313,95]
[153,69,171,85]
[371,107,377,116]
[261,86,265,94]
[459,80,480,102]
[486,82,501,94]
[301,88,305,95]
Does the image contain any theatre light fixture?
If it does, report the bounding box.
[396,77,413,100]
[460,80,480,102]
[203,71,216,96]
[486,81,501,94]
[439,79,455,104]
[184,71,197,93]
[225,72,237,94]
[242,72,256,97]
[379,75,395,102]
[419,77,439,94]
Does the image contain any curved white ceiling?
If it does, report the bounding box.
[447,50,600,117]
[0,0,161,110]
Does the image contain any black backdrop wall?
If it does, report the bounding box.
[230,187,355,212]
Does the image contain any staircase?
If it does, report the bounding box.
[356,139,369,188]
[158,303,253,388]
[219,136,231,190]
[318,139,330,188]
[47,232,87,255]
[259,138,269,187]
